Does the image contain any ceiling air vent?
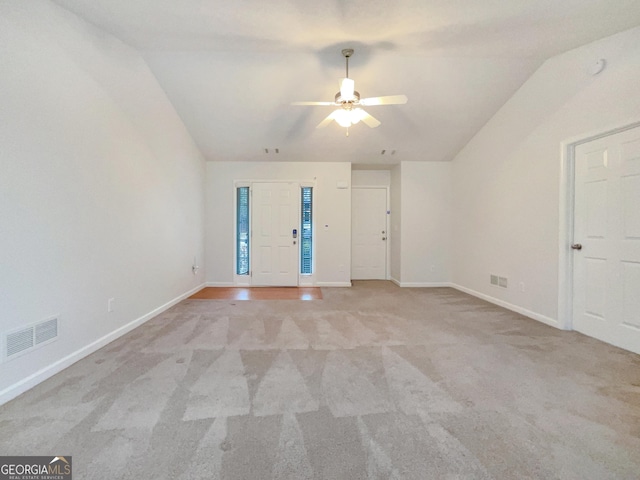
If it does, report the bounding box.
[4,317,59,361]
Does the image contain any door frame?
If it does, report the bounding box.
[232,179,316,287]
[351,186,390,280]
[558,118,640,331]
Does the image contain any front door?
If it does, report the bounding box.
[351,187,387,280]
[572,125,640,354]
[251,182,299,286]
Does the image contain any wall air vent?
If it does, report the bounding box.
[490,274,508,288]
[35,318,58,345]
[6,328,34,357]
[4,317,59,361]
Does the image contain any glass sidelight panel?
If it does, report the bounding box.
[301,187,313,274]
[236,187,250,275]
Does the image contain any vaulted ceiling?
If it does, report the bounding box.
[53,0,640,164]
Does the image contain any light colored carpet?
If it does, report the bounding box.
[1,281,639,479]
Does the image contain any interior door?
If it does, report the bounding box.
[251,182,299,286]
[572,125,640,354]
[351,187,387,280]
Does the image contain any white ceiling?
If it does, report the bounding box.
[52,0,640,163]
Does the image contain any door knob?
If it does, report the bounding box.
[571,243,582,250]
[382,237,386,241]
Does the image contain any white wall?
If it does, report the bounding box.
[390,165,402,282]
[399,162,452,286]
[206,162,352,286]
[451,26,640,324]
[0,0,206,403]
[351,170,391,187]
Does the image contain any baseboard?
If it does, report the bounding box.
[450,283,559,328]
[205,282,236,287]
[0,283,205,406]
[316,281,352,287]
[390,277,401,287]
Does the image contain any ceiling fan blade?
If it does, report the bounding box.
[360,110,381,128]
[360,95,408,106]
[291,101,335,106]
[316,111,337,128]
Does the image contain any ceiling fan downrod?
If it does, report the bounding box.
[342,48,353,78]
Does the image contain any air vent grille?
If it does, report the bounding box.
[490,274,508,288]
[7,328,34,357]
[35,318,58,345]
[4,317,58,361]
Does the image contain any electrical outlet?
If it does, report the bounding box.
[107,298,115,313]
[490,275,499,286]
[498,277,508,288]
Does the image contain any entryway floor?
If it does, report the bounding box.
[189,286,323,301]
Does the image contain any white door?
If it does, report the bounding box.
[251,182,299,286]
[352,187,387,280]
[573,125,640,354]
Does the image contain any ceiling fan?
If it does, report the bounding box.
[292,48,408,135]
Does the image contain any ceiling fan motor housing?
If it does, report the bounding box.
[335,91,360,106]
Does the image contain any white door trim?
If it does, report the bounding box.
[558,118,640,331]
[351,186,390,280]
[232,179,317,287]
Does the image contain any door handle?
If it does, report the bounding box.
[382,237,386,241]
[571,243,582,250]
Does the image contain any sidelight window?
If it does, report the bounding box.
[301,187,313,274]
[236,186,250,275]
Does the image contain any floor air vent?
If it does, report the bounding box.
[4,317,58,361]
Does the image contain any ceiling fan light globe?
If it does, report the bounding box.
[334,109,352,128]
[352,108,367,124]
[340,78,355,101]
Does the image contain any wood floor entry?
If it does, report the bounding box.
[189,287,323,301]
